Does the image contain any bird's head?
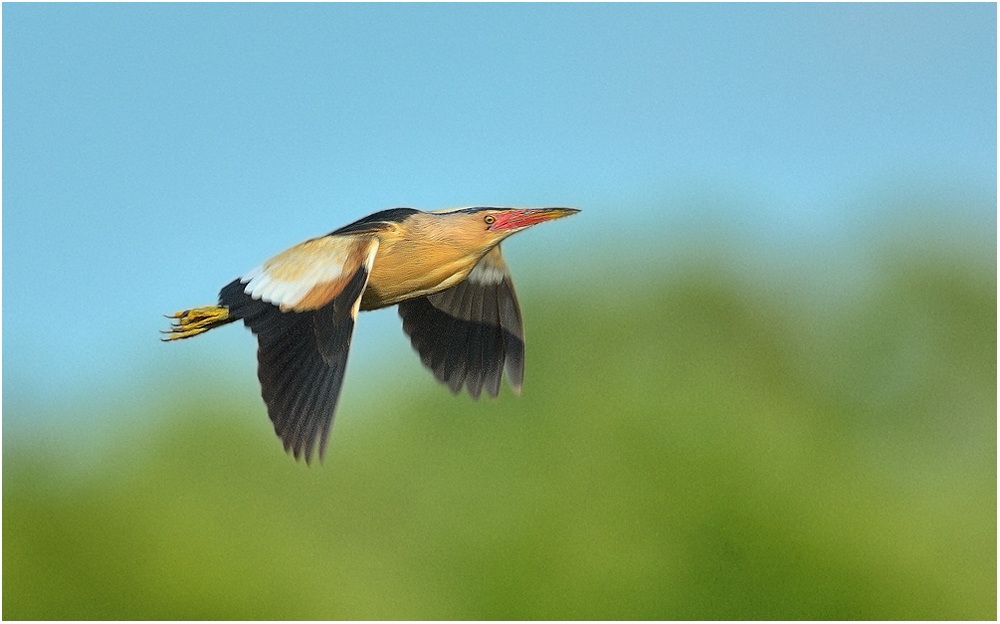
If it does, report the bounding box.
[412,207,579,261]
[431,206,579,247]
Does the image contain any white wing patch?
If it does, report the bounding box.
[241,236,379,311]
[467,260,505,285]
[466,245,509,286]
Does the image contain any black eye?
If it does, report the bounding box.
[484,215,496,225]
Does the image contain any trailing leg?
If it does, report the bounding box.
[162,306,235,341]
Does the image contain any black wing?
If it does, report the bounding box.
[397,245,525,399]
[220,236,377,462]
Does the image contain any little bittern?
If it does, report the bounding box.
[163,206,579,462]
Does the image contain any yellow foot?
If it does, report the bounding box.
[161,306,234,341]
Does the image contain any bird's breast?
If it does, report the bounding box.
[359,237,484,310]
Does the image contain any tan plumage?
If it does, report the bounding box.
[163,206,579,462]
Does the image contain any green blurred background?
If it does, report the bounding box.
[3,4,996,620]
[5,205,995,619]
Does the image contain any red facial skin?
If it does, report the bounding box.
[489,208,579,231]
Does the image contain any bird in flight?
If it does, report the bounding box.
[163,206,579,462]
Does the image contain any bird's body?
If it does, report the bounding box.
[164,206,578,462]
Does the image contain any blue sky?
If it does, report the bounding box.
[3,4,996,428]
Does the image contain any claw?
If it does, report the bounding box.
[162,306,234,341]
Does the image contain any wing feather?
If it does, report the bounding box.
[463,283,487,399]
[397,245,525,399]
[221,236,378,461]
[243,235,376,312]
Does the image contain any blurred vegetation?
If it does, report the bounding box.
[4,229,996,619]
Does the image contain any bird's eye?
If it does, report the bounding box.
[483,215,496,226]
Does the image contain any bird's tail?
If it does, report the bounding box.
[162,306,236,341]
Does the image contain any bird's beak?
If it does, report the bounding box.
[494,207,580,231]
